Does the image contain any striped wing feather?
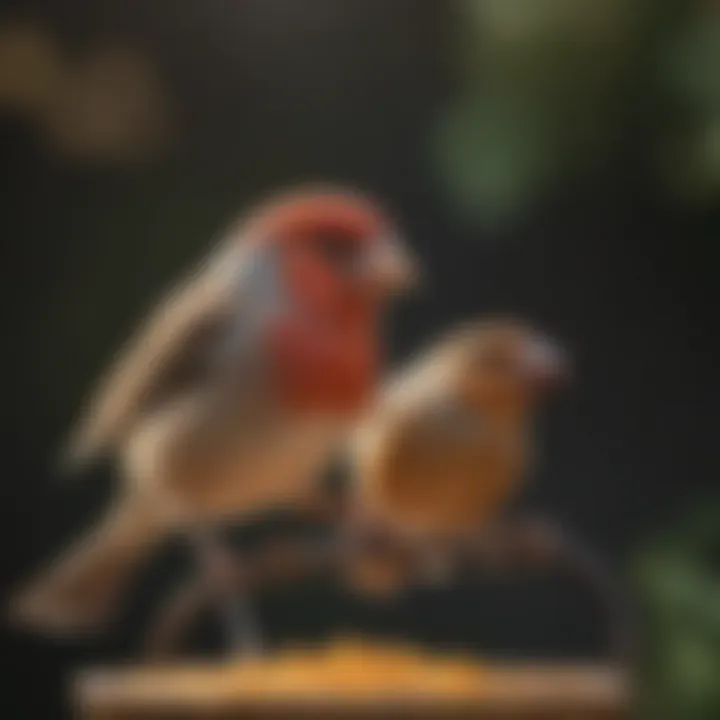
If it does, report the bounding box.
[61,266,234,470]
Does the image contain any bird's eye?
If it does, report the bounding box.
[312,231,361,272]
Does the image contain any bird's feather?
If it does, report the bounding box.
[59,242,268,471]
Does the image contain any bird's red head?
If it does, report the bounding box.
[248,187,418,325]
[249,187,419,416]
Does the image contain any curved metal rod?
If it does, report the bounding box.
[144,515,634,671]
[558,539,635,667]
[459,517,635,668]
[145,539,341,660]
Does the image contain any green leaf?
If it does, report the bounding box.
[662,19,720,108]
[632,497,720,719]
[432,95,555,228]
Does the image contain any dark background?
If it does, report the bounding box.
[1,1,717,718]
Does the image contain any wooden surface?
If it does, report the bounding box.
[75,640,629,719]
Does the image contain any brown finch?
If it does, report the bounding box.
[346,318,568,595]
[10,186,419,637]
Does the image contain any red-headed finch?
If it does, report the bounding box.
[10,186,419,637]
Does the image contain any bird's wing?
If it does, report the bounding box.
[61,242,266,470]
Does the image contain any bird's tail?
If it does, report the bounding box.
[8,496,166,636]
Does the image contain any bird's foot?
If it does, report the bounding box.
[220,592,264,659]
[191,530,265,658]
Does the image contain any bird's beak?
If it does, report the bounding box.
[523,333,570,393]
[364,235,421,295]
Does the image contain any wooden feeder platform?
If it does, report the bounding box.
[76,639,628,719]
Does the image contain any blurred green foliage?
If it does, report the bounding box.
[633,498,720,719]
[435,0,720,227]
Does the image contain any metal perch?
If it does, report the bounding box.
[144,512,634,672]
